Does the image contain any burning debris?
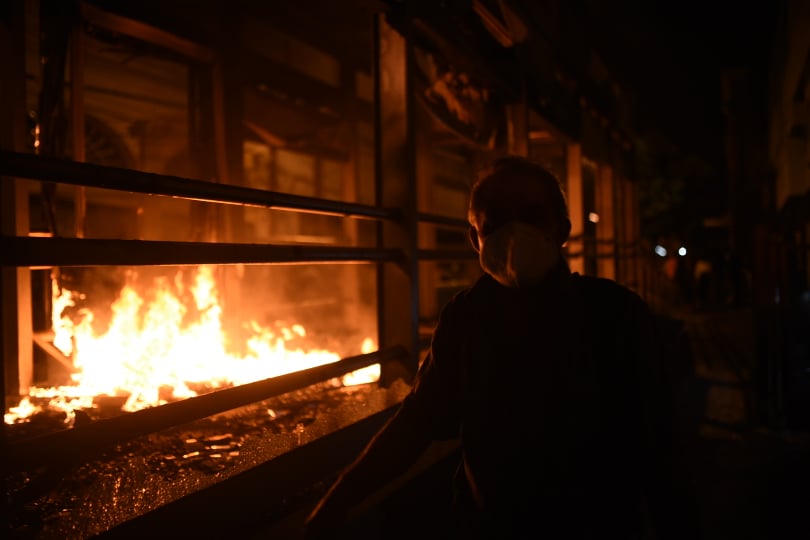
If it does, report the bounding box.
[5,265,379,433]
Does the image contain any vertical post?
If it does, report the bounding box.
[1,0,32,415]
[374,14,418,383]
[617,175,635,290]
[596,164,615,280]
[628,177,641,292]
[188,60,219,242]
[565,143,584,274]
[70,19,86,238]
[211,60,230,243]
[416,108,438,323]
[342,123,362,327]
[614,174,625,286]
[217,5,245,331]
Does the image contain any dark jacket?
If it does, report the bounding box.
[400,268,697,539]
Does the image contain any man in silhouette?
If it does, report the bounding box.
[306,157,700,539]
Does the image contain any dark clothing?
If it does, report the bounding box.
[397,269,693,539]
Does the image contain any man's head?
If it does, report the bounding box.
[468,156,571,287]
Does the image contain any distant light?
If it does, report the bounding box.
[654,245,667,257]
[588,212,600,223]
[678,247,687,257]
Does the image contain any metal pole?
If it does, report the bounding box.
[0,236,406,268]
[0,151,399,221]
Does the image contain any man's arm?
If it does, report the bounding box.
[303,400,435,535]
[305,299,464,535]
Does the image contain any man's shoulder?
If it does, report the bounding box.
[450,273,493,299]
[573,273,648,311]
[440,272,650,315]
[437,274,496,318]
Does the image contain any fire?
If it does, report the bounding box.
[4,397,39,425]
[5,266,379,424]
[341,338,381,386]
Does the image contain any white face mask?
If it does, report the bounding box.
[479,221,560,288]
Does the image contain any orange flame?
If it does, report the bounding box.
[4,266,378,424]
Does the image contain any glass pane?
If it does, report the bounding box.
[241,1,375,206]
[83,33,191,176]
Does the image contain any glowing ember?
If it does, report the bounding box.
[5,266,378,424]
[4,397,39,424]
[341,338,381,386]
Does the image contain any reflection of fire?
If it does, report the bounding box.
[4,266,379,425]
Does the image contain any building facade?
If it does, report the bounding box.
[763,0,810,429]
[0,1,649,535]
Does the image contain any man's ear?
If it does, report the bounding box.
[558,219,572,246]
[469,227,480,252]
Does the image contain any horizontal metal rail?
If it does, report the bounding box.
[0,236,405,268]
[0,151,399,221]
[4,345,408,471]
[416,212,469,229]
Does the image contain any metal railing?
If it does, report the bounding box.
[0,150,411,452]
[0,150,410,270]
